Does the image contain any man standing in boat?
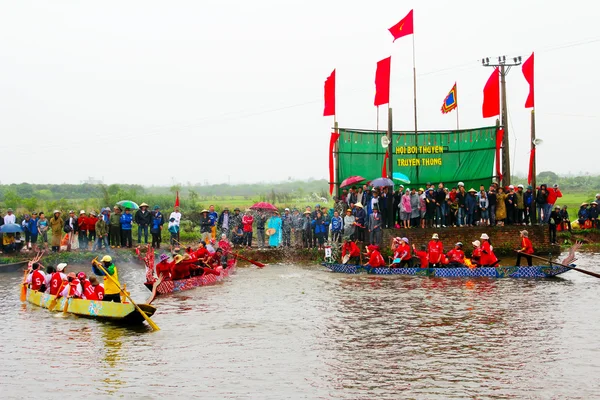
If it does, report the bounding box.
[515,230,534,266]
[92,255,121,303]
[428,233,444,267]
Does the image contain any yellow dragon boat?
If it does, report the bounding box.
[23,289,157,325]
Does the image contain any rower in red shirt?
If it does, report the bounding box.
[515,230,534,266]
[59,272,82,298]
[48,263,68,295]
[471,240,482,267]
[171,255,192,280]
[479,233,498,267]
[365,245,385,268]
[341,237,360,264]
[412,244,429,268]
[428,233,444,267]
[155,253,173,280]
[392,237,412,267]
[447,242,466,267]
[89,277,105,300]
[26,263,46,291]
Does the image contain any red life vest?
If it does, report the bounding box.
[68,279,82,298]
[49,272,64,295]
[521,237,534,254]
[94,285,105,300]
[448,249,465,263]
[428,241,444,264]
[480,241,498,266]
[396,243,412,261]
[415,250,429,268]
[30,270,45,291]
[83,280,96,300]
[368,251,385,267]
[156,261,173,281]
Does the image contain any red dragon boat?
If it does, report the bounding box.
[137,246,236,300]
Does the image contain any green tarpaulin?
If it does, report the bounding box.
[337,126,497,190]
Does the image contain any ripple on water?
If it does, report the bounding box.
[1,258,600,399]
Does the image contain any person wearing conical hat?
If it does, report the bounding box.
[199,209,212,244]
[353,202,367,244]
[135,203,152,245]
[428,233,444,267]
[49,210,63,253]
[495,187,507,226]
[479,233,498,267]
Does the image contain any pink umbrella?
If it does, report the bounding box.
[340,175,365,188]
[249,202,278,211]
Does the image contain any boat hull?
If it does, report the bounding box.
[322,263,572,278]
[25,289,156,325]
[0,261,29,273]
[144,259,237,295]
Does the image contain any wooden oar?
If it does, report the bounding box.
[524,252,600,279]
[48,281,66,311]
[20,269,29,302]
[92,260,160,331]
[225,250,265,268]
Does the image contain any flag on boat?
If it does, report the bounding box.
[482,68,500,118]
[441,83,457,114]
[522,52,534,109]
[374,56,391,106]
[388,10,414,42]
[323,69,336,116]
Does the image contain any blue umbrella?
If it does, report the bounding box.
[0,223,23,233]
[392,172,411,184]
[370,177,394,187]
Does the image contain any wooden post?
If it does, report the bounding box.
[334,121,339,197]
[387,107,394,228]
[500,65,511,186]
[530,109,537,224]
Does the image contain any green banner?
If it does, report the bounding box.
[337,126,497,190]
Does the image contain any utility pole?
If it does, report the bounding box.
[482,55,522,186]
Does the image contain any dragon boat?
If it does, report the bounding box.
[322,262,572,278]
[23,289,157,325]
[138,246,237,298]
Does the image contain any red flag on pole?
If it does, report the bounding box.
[495,128,504,182]
[528,148,536,185]
[522,52,534,109]
[381,150,389,178]
[482,68,500,118]
[388,10,414,42]
[175,191,180,207]
[323,69,336,116]
[329,132,341,195]
[374,57,391,106]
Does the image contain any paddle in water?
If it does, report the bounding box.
[224,250,265,268]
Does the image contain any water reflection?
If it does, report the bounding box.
[0,257,599,398]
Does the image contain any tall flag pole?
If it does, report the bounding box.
[375,56,391,175]
[324,69,339,196]
[441,82,458,129]
[522,52,536,221]
[388,10,416,132]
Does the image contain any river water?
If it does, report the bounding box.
[1,253,600,399]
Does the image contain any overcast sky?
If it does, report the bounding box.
[1,1,597,186]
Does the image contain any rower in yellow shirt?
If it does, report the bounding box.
[91,255,121,303]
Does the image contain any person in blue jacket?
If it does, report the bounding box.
[311,211,329,250]
[120,208,134,248]
[330,210,343,243]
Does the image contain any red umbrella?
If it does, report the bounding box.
[249,202,278,211]
[340,175,365,188]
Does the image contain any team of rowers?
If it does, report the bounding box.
[153,234,232,281]
[341,230,534,268]
[24,255,122,301]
